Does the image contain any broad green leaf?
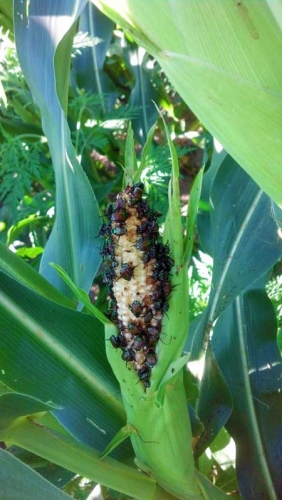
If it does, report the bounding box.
[14,0,101,298]
[0,272,132,459]
[196,146,226,256]
[7,417,174,500]
[127,48,158,145]
[189,156,282,359]
[0,449,73,500]
[7,445,75,490]
[0,392,61,438]
[73,1,116,111]
[212,289,282,499]
[194,345,233,459]
[93,0,282,208]
[0,242,75,308]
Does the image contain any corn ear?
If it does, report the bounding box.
[102,123,207,498]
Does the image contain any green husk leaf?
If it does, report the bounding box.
[124,121,138,185]
[100,423,132,460]
[183,168,204,266]
[50,262,109,324]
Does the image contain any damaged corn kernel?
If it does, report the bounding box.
[100,182,173,388]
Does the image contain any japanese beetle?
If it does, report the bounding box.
[113,197,126,211]
[162,280,172,297]
[137,221,149,234]
[147,325,161,339]
[100,241,115,258]
[134,198,148,217]
[154,300,169,314]
[142,309,154,324]
[146,220,159,234]
[120,262,135,281]
[147,208,162,219]
[98,223,112,238]
[136,237,155,252]
[121,348,135,362]
[132,335,146,351]
[109,335,120,348]
[150,289,164,302]
[130,182,144,205]
[111,209,130,223]
[112,224,127,237]
[127,322,143,335]
[129,300,144,318]
[156,242,170,257]
[102,267,116,285]
[104,203,113,217]
[153,269,169,281]
[145,350,157,368]
[137,366,151,382]
[142,246,157,263]
[109,333,126,349]
[143,379,151,389]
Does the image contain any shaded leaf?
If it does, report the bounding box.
[93,0,282,207]
[73,1,116,111]
[0,449,72,500]
[6,417,163,500]
[194,345,233,459]
[189,156,282,359]
[0,272,131,459]
[0,242,75,308]
[14,0,101,298]
[212,289,282,499]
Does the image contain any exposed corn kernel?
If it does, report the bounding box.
[101,182,174,388]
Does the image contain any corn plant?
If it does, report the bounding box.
[0,2,282,499]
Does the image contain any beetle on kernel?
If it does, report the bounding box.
[104,203,113,217]
[121,348,135,362]
[145,349,157,368]
[112,224,127,237]
[119,262,136,281]
[154,300,169,314]
[137,366,151,386]
[129,299,145,318]
[109,333,127,349]
[127,321,143,335]
[111,208,130,223]
[136,236,155,252]
[102,267,116,285]
[132,335,147,351]
[129,182,144,205]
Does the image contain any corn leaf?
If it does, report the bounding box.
[3,415,164,500]
[14,0,101,298]
[73,1,116,110]
[0,242,75,309]
[194,345,233,458]
[212,288,282,499]
[188,156,282,359]
[93,0,282,208]
[0,449,72,500]
[0,271,132,460]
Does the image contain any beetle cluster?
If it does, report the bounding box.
[100,182,173,389]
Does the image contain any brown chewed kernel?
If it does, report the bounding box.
[101,182,173,389]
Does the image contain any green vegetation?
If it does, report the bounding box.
[0,2,281,499]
